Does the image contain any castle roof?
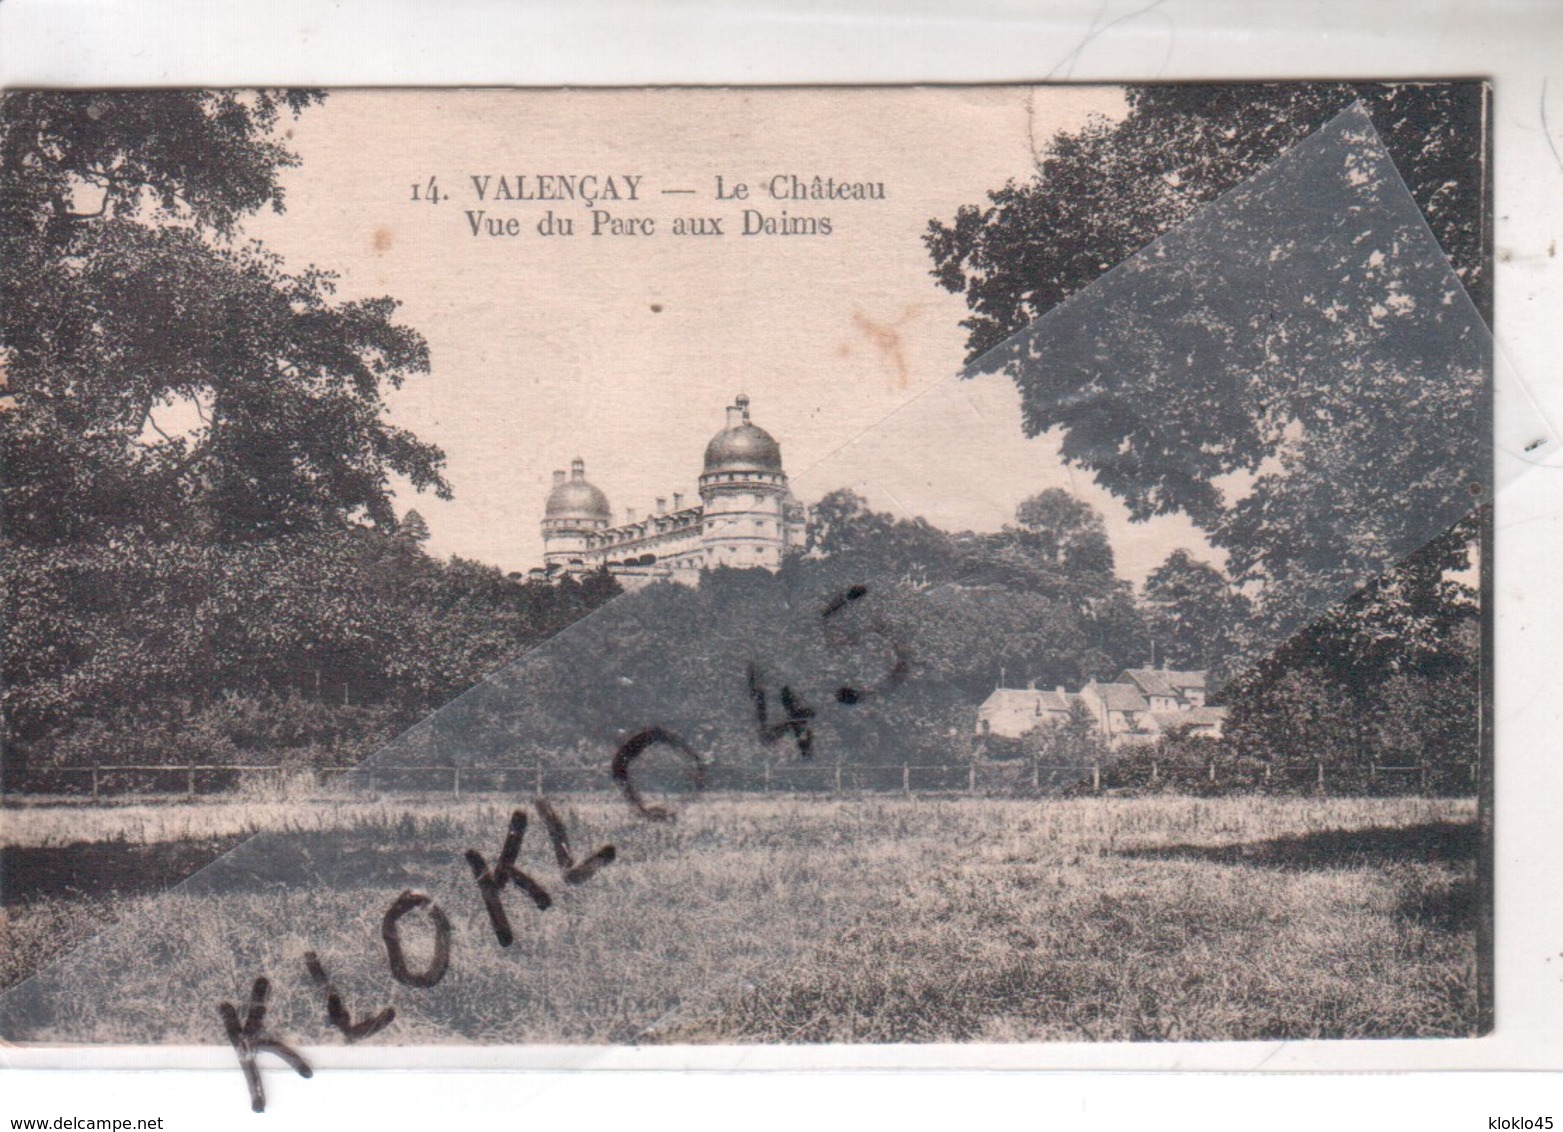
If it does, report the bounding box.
[704,394,783,474]
[545,458,611,521]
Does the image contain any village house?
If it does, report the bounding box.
[1077,680,1162,745]
[1118,667,1208,709]
[973,682,1078,739]
[974,667,1227,748]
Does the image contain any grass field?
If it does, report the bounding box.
[0,794,1479,1044]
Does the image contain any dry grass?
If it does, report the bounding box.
[1,795,461,849]
[0,795,1478,1045]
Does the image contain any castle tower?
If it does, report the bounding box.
[697,394,804,570]
[541,457,611,569]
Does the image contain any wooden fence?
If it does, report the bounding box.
[5,757,1479,801]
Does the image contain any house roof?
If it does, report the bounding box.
[979,688,1072,714]
[1083,682,1151,713]
[1120,668,1208,696]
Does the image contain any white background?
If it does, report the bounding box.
[3,2,1562,1129]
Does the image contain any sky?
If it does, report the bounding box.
[242,87,1220,585]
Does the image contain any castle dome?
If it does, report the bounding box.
[545,458,610,522]
[703,394,783,474]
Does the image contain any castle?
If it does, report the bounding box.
[533,394,809,586]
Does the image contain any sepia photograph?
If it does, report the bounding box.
[1,81,1492,1068]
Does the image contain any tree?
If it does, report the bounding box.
[1140,549,1253,676]
[806,489,891,557]
[1012,488,1116,579]
[961,491,1144,674]
[0,92,464,772]
[1218,510,1480,776]
[1224,665,1360,770]
[1021,701,1109,790]
[925,83,1488,643]
[1370,671,1477,790]
[1225,510,1479,704]
[2,92,450,545]
[803,488,961,590]
[927,83,1487,363]
[398,509,432,545]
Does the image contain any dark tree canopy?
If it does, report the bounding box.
[927,83,1488,364]
[1140,549,1253,677]
[1,90,324,244]
[1012,488,1115,579]
[1,90,450,545]
[0,92,489,772]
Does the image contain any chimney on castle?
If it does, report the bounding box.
[656,497,667,514]
[672,492,684,510]
[552,470,566,487]
[626,507,636,523]
[570,457,585,482]
[737,393,751,422]
[725,400,744,428]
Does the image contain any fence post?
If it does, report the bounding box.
[1420,763,1429,794]
[1470,761,1478,787]
[764,762,771,793]
[1369,762,1377,786]
[535,764,544,796]
[1032,760,1040,790]
[1207,759,1216,784]
[1263,763,1271,785]
[453,767,461,800]
[1092,764,1101,793]
[91,765,100,800]
[1150,761,1159,785]
[835,764,843,794]
[187,763,196,799]
[902,764,910,795]
[969,763,977,794]
[1316,760,1325,792]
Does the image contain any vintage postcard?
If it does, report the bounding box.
[0,82,1511,1095]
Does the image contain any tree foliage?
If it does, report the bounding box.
[1140,549,1253,676]
[2,91,450,545]
[927,83,1488,363]
[0,92,619,779]
[425,485,1148,778]
[925,81,1488,700]
[1222,509,1480,777]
